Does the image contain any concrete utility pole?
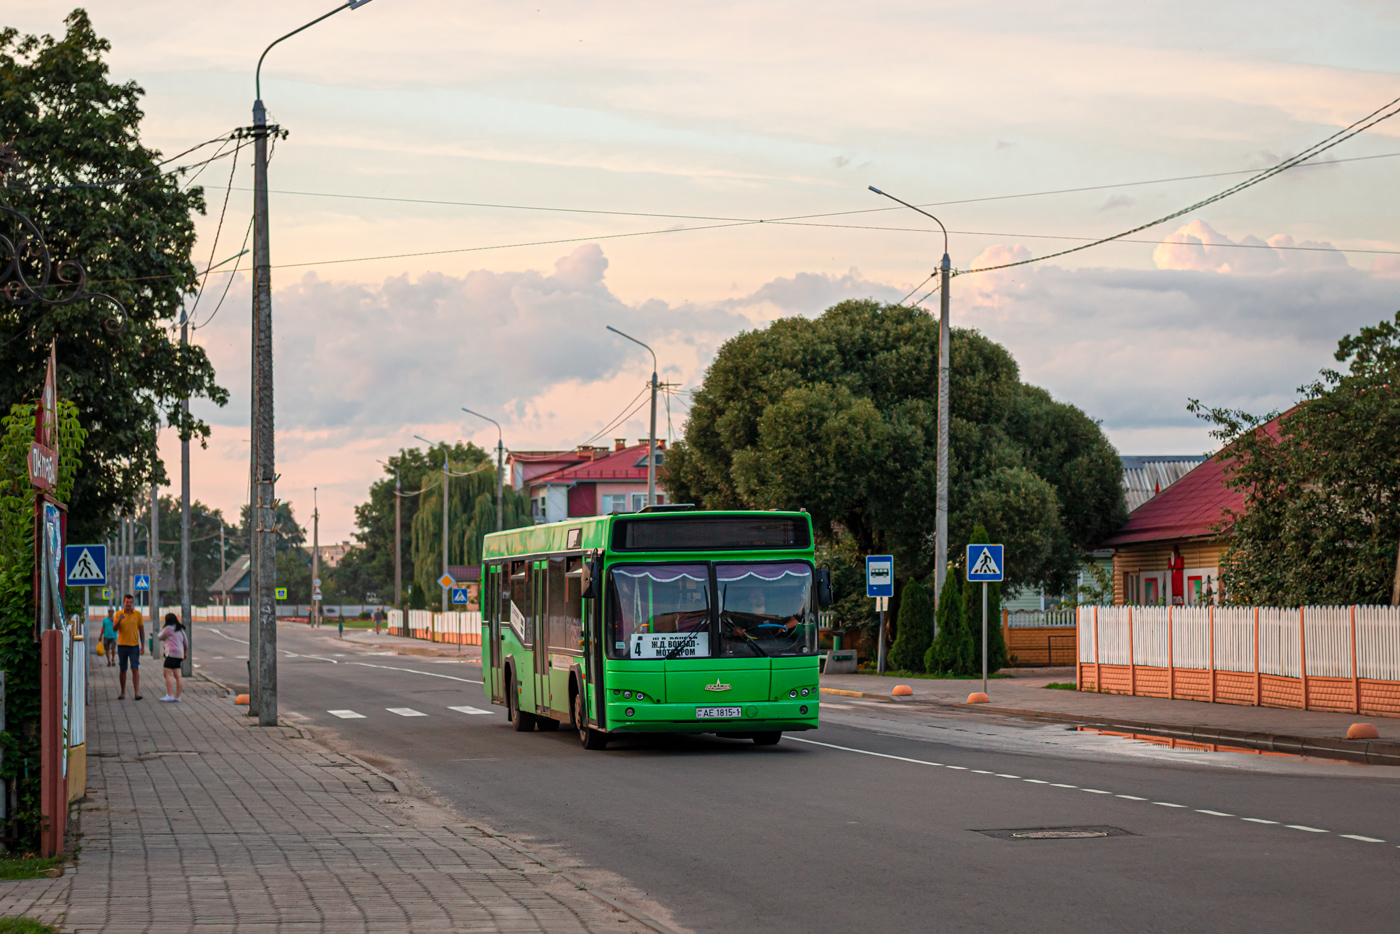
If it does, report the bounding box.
[606,326,659,506]
[246,0,377,727]
[462,408,504,531]
[150,487,161,660]
[312,488,320,628]
[868,186,952,608]
[181,309,193,677]
[219,522,228,622]
[414,435,451,612]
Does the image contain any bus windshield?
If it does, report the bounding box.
[607,561,816,659]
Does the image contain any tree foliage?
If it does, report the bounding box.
[887,577,933,672]
[128,495,238,603]
[0,398,85,849]
[926,568,971,674]
[1190,309,1400,605]
[663,300,1126,600]
[1,11,227,542]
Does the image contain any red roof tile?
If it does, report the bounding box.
[1099,411,1290,547]
[530,444,653,484]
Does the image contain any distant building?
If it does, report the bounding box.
[306,541,359,568]
[207,554,252,606]
[509,439,667,524]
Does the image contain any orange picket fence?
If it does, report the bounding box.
[1077,605,1400,717]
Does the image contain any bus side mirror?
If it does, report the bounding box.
[581,558,603,599]
[816,568,834,608]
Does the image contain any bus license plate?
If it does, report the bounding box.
[696,706,742,719]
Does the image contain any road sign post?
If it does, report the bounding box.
[866,556,893,673]
[966,544,1005,695]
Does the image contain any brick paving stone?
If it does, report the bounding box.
[0,665,651,934]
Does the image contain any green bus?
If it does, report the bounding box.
[481,508,832,749]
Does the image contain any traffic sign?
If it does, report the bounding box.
[134,574,150,591]
[865,555,894,598]
[313,578,321,587]
[101,587,111,600]
[966,544,1004,582]
[312,588,322,601]
[450,587,471,605]
[65,545,107,585]
[438,573,455,589]
[275,587,288,600]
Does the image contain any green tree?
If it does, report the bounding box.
[926,568,971,674]
[129,496,239,603]
[887,577,933,672]
[1,12,226,544]
[664,300,1125,600]
[1190,309,1400,605]
[0,398,86,849]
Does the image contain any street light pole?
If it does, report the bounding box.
[247,0,378,728]
[868,186,952,608]
[462,408,504,531]
[180,309,193,677]
[606,326,659,506]
[379,458,402,607]
[312,487,320,628]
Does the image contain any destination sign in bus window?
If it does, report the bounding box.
[632,632,711,659]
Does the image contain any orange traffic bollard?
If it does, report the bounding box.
[235,693,250,706]
[966,692,990,704]
[1347,723,1379,740]
[892,684,914,698]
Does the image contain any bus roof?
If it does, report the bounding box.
[481,510,813,560]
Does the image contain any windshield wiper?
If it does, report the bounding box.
[721,615,769,656]
[664,628,704,660]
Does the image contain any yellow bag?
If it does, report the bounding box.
[95,640,105,656]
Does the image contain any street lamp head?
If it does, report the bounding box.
[868,185,949,257]
[606,324,657,373]
[461,407,503,442]
[348,0,376,7]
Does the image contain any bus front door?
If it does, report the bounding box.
[488,565,505,706]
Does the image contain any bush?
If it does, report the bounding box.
[887,578,933,672]
[926,568,972,674]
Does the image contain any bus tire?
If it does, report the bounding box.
[508,669,536,732]
[751,731,782,746]
[575,689,609,750]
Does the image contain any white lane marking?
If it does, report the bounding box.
[789,736,1382,849]
[448,705,493,716]
[387,707,426,717]
[348,662,482,685]
[209,628,243,644]
[327,710,365,719]
[236,655,248,659]
[995,774,1021,779]
[212,656,224,660]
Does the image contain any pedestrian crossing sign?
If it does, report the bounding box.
[134,574,150,591]
[65,544,107,585]
[966,544,1004,582]
[276,587,288,600]
[451,588,471,605]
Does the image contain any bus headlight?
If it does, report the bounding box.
[801,688,810,697]
[800,705,809,715]
[625,707,635,718]
[634,691,644,700]
[623,691,632,699]
[789,689,798,698]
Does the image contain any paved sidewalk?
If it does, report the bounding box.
[821,669,1400,743]
[0,664,656,933]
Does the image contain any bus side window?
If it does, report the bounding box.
[550,557,583,653]
[510,559,530,645]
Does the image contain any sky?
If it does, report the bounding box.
[11,0,1400,543]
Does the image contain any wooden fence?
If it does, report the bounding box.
[1004,610,1076,666]
[1077,605,1400,716]
[388,609,483,646]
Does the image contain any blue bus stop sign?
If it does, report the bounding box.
[865,555,894,598]
[966,544,1004,582]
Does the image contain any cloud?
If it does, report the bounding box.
[1151,219,1350,274]
[1099,194,1135,212]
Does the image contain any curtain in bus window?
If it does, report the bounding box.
[608,565,710,659]
[716,563,816,657]
[547,557,582,653]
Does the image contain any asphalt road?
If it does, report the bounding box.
[189,622,1400,934]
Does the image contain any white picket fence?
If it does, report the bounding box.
[1077,605,1400,681]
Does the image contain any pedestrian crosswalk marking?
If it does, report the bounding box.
[387,707,426,717]
[448,705,492,715]
[327,710,365,719]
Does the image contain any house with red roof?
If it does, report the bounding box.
[1098,414,1286,605]
[509,439,667,524]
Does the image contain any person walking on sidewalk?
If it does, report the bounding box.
[101,609,118,666]
[157,613,186,702]
[114,594,144,700]
[373,606,385,635]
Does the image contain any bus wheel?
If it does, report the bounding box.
[576,690,608,750]
[751,731,782,746]
[508,673,536,732]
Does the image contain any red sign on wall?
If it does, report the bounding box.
[29,344,57,491]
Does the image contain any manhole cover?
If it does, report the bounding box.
[977,825,1132,841]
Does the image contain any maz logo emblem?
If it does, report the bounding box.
[704,680,732,692]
